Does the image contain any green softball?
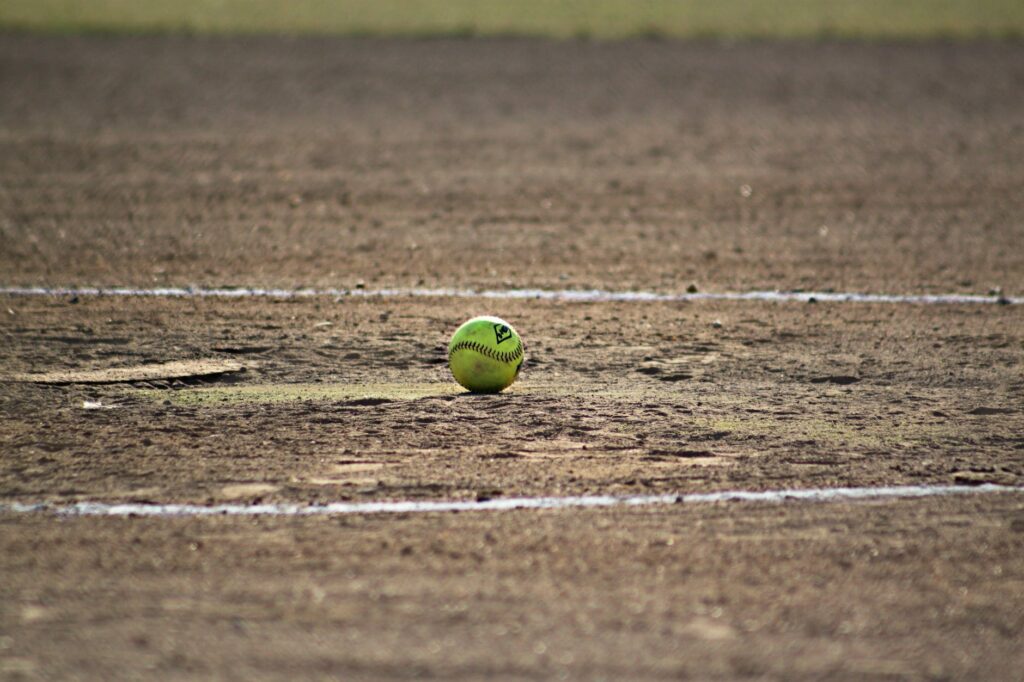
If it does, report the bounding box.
[448,316,525,393]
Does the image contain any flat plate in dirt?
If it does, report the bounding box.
[8,359,250,384]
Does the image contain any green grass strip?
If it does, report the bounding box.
[3,0,1023,39]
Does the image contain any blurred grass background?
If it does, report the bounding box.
[2,0,1022,39]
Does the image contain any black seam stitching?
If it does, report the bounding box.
[449,340,523,364]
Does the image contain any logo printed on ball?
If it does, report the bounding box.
[494,324,513,345]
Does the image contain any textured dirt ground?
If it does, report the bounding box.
[3,498,1024,681]
[1,296,1022,505]
[2,36,1023,294]
[1,35,1023,680]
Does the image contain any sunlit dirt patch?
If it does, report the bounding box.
[137,382,465,405]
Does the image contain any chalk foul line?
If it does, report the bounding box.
[1,484,1020,518]
[0,286,1019,305]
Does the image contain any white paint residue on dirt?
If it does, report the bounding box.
[0,286,1019,304]
[2,484,1019,518]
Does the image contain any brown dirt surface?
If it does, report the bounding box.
[2,296,1023,504]
[1,35,1023,680]
[1,36,1023,294]
[3,499,1024,681]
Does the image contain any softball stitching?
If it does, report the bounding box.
[449,339,524,364]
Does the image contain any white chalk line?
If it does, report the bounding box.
[1,484,1020,518]
[0,286,1019,305]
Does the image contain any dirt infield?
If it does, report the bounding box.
[1,36,1023,680]
[2,296,1023,504]
[3,498,1023,680]
[2,36,1023,294]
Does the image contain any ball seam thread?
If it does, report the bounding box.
[449,339,524,364]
